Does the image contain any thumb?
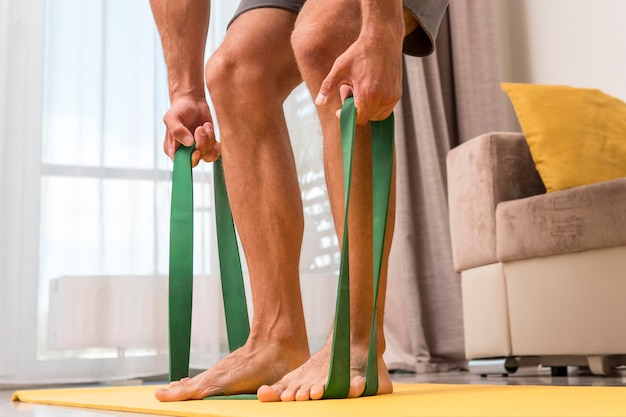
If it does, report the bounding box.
[164,114,194,148]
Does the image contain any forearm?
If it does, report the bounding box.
[150,0,210,101]
[359,0,405,45]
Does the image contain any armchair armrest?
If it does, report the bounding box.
[446,132,545,271]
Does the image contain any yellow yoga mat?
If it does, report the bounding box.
[12,383,626,417]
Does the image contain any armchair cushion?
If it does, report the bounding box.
[496,177,626,262]
[501,83,626,193]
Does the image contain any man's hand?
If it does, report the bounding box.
[315,34,402,125]
[150,0,214,166]
[314,0,405,125]
[162,97,221,167]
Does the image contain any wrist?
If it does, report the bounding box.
[168,75,206,102]
[166,55,207,101]
[169,85,206,103]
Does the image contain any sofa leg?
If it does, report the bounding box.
[468,358,519,377]
[587,356,612,376]
[550,366,568,377]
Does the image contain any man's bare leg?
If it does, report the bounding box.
[156,9,309,401]
[257,0,418,402]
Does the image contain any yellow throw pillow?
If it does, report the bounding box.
[502,82,626,192]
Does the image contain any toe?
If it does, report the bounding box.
[154,378,206,402]
[295,387,311,401]
[154,386,192,402]
[280,387,298,402]
[309,383,325,400]
[348,375,366,398]
[257,385,281,402]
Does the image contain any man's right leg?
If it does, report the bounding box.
[155,8,309,401]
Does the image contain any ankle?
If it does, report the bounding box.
[249,323,309,353]
[347,329,387,361]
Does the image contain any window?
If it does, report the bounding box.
[1,0,337,386]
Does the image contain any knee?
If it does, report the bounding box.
[291,17,358,78]
[205,48,264,101]
[290,23,331,77]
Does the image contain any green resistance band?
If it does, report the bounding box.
[168,144,194,383]
[168,97,394,399]
[321,97,394,399]
[168,151,250,384]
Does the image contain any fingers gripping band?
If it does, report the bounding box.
[168,98,394,399]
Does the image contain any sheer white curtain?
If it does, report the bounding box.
[1,0,336,387]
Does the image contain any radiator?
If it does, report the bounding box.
[48,273,337,352]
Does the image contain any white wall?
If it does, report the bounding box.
[496,0,626,129]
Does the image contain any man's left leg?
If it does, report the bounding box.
[257,0,417,402]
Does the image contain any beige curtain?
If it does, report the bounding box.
[384,0,507,373]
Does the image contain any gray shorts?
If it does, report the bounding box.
[230,0,449,57]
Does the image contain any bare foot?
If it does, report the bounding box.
[155,338,309,401]
[256,339,392,402]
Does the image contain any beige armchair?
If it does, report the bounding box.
[446,131,626,376]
